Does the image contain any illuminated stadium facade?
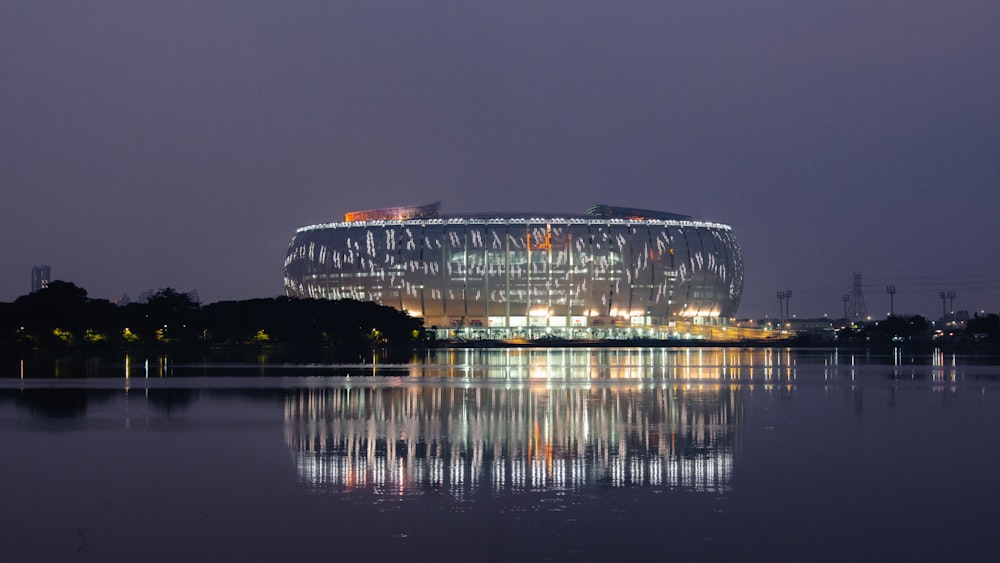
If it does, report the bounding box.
[284,202,743,339]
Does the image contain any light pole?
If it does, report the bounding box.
[776,291,786,323]
[785,290,793,322]
[886,285,896,317]
[842,294,850,320]
[939,291,947,321]
[948,290,956,322]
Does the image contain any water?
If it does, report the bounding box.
[2,347,999,562]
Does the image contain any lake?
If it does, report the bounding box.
[2,347,999,562]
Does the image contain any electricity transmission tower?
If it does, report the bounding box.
[846,273,868,321]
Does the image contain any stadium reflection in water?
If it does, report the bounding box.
[408,347,801,381]
[285,351,744,496]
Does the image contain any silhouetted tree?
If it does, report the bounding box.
[10,281,117,347]
[861,315,930,342]
[2,284,424,353]
[201,297,423,348]
[967,314,1000,343]
[120,288,201,344]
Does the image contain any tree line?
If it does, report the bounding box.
[0,281,424,351]
[832,313,1000,345]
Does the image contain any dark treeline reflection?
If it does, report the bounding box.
[0,388,195,420]
[5,388,117,419]
[285,384,740,496]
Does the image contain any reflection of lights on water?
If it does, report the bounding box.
[931,348,959,382]
[450,457,464,499]
[414,348,814,382]
[431,459,443,488]
[512,458,525,491]
[649,457,662,486]
[373,458,386,489]
[285,384,739,495]
[611,456,625,488]
[631,457,645,484]
[553,458,566,489]
[531,458,546,491]
[275,348,983,498]
[493,460,505,493]
[397,458,406,494]
[573,458,586,489]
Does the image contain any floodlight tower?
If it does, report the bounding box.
[939,291,947,321]
[776,291,786,322]
[785,290,793,321]
[842,294,850,320]
[886,285,896,317]
[948,290,956,322]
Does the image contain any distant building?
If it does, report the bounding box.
[285,202,744,339]
[31,265,50,293]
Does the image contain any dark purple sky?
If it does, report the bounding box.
[3,2,999,319]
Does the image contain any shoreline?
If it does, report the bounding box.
[4,337,1000,358]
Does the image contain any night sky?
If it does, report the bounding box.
[3,2,999,319]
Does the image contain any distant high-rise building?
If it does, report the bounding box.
[31,265,51,293]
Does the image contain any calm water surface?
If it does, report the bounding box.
[2,347,999,562]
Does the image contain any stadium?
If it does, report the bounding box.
[284,202,744,340]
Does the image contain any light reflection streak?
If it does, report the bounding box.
[412,347,807,382]
[285,383,741,496]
